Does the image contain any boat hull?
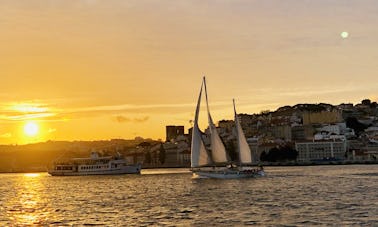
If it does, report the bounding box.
[192,169,265,179]
[48,164,141,176]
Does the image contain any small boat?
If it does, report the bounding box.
[191,77,265,179]
[48,152,141,176]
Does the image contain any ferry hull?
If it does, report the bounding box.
[48,164,141,176]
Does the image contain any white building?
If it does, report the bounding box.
[314,123,355,140]
[295,140,346,162]
[320,124,341,135]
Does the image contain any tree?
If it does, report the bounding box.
[260,110,271,115]
[281,145,298,160]
[138,142,151,148]
[346,117,368,136]
[361,99,371,106]
[260,151,267,162]
[260,145,298,162]
[159,143,166,165]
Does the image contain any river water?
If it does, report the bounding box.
[0,165,377,226]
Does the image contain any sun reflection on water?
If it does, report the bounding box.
[24,173,41,178]
[6,173,48,225]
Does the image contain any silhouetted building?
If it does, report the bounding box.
[271,125,292,141]
[166,125,184,142]
[218,120,234,134]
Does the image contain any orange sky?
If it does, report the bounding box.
[1,0,378,144]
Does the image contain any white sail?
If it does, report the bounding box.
[190,78,265,178]
[209,121,229,163]
[203,77,229,163]
[191,80,211,167]
[233,99,252,164]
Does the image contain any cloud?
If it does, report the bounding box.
[1,100,183,122]
[2,113,56,121]
[0,102,56,122]
[67,103,195,113]
[134,116,149,123]
[0,99,227,123]
[60,103,197,120]
[62,101,232,118]
[113,115,149,123]
[114,115,130,123]
[48,128,57,133]
[0,133,12,138]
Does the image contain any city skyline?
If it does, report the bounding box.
[1,0,378,144]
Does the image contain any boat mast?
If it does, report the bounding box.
[191,79,203,168]
[233,99,242,167]
[191,78,212,167]
[203,76,210,122]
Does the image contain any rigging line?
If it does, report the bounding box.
[203,76,214,126]
[194,78,204,125]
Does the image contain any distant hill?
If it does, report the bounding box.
[0,138,158,173]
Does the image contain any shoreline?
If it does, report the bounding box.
[1,161,377,173]
[261,160,378,166]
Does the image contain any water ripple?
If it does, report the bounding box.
[0,166,377,225]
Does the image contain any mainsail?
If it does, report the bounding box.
[203,77,229,163]
[191,80,211,167]
[233,99,253,164]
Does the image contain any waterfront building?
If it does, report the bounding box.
[166,125,184,142]
[295,140,346,162]
[142,136,191,167]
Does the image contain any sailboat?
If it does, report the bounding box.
[190,77,265,179]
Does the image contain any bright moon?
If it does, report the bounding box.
[341,31,349,39]
[24,122,39,136]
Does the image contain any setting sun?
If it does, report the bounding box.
[24,122,39,137]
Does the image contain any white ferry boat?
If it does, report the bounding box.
[48,152,141,176]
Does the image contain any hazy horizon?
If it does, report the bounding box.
[1,0,378,144]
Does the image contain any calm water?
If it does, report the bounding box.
[0,165,377,226]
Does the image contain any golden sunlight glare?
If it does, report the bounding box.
[24,122,39,137]
[24,173,41,177]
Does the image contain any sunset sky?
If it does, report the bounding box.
[1,0,378,144]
